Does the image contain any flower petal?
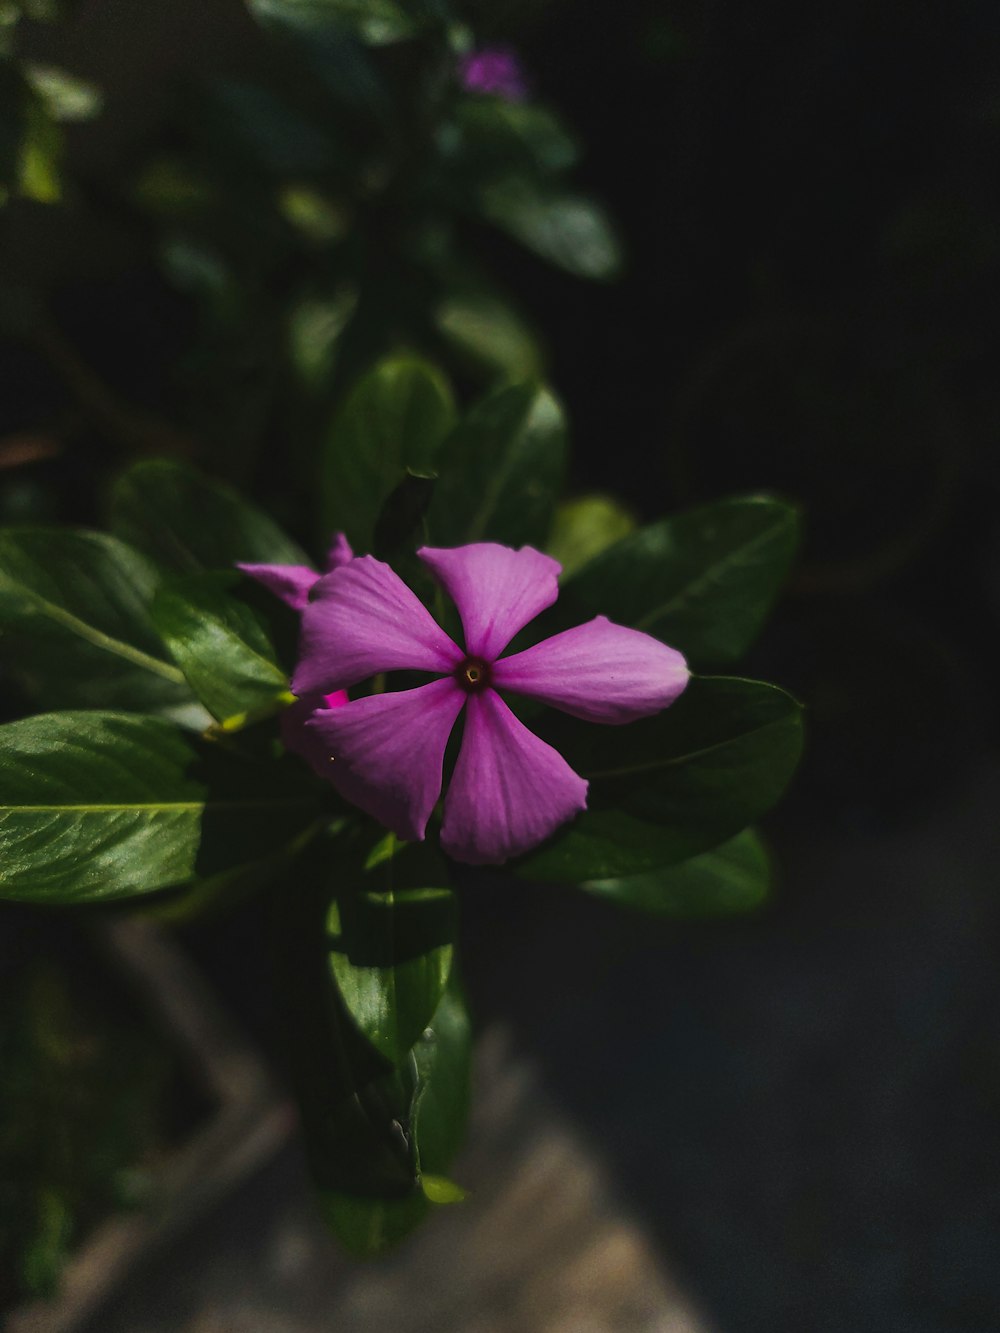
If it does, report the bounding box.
[280,690,349,776]
[324,532,354,571]
[306,679,465,842]
[418,543,561,660]
[441,688,587,865]
[492,616,689,723]
[291,555,463,696]
[237,562,319,612]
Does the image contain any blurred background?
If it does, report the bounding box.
[2,1,999,1329]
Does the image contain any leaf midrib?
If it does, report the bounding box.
[584,713,797,781]
[632,515,790,632]
[0,574,187,685]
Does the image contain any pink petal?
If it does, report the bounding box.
[237,562,319,611]
[280,690,349,776]
[291,555,463,696]
[418,543,561,661]
[492,616,689,723]
[324,532,354,571]
[306,679,465,842]
[441,689,587,865]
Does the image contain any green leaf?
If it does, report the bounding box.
[516,677,804,882]
[320,356,456,553]
[582,828,771,917]
[0,528,197,718]
[318,979,472,1255]
[556,496,801,667]
[328,837,456,1064]
[427,382,567,547]
[478,181,622,281]
[434,292,543,382]
[546,494,636,576]
[151,573,289,722]
[250,0,419,45]
[0,711,320,903]
[454,99,579,175]
[109,459,308,574]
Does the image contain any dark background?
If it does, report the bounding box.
[4,2,1000,1328]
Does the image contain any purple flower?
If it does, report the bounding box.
[291,542,689,866]
[237,533,355,771]
[237,531,354,613]
[457,45,528,102]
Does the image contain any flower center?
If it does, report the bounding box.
[456,656,492,693]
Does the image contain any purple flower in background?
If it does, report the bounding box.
[237,533,354,772]
[457,45,528,102]
[292,542,689,865]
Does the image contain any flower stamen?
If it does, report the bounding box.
[457,657,491,693]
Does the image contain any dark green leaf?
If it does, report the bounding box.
[582,828,771,917]
[454,99,579,175]
[427,382,567,547]
[373,472,436,562]
[515,676,803,881]
[318,979,472,1256]
[0,528,197,719]
[250,0,419,45]
[556,496,801,667]
[151,572,288,722]
[0,711,320,903]
[109,459,308,574]
[320,356,456,553]
[478,182,622,281]
[328,835,456,1064]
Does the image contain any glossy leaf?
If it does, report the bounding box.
[516,676,803,882]
[0,712,320,903]
[109,459,308,574]
[556,496,801,667]
[0,528,196,717]
[582,828,771,917]
[328,837,456,1064]
[427,382,567,547]
[151,573,289,722]
[320,356,456,553]
[250,0,419,45]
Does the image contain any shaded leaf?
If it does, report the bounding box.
[556,495,801,667]
[110,459,307,574]
[516,677,803,881]
[321,356,455,553]
[427,381,566,547]
[582,828,771,917]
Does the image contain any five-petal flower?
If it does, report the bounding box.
[291,542,689,865]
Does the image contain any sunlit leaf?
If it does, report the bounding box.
[0,711,319,902]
